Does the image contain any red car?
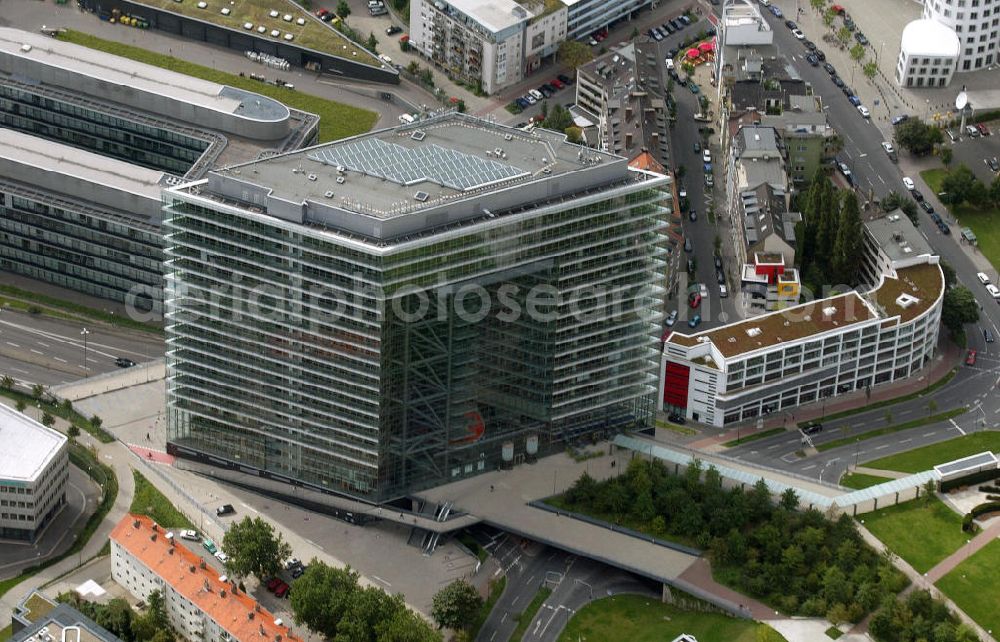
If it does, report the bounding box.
[266,577,282,592]
[689,293,702,309]
[977,123,990,136]
[550,78,564,89]
[315,8,329,17]
[274,581,290,598]
[966,349,977,366]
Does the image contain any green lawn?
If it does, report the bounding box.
[920,168,1000,269]
[865,432,1000,473]
[839,472,893,490]
[935,538,1000,636]
[58,31,379,144]
[558,594,788,642]
[862,497,967,573]
[130,469,196,529]
[0,624,11,642]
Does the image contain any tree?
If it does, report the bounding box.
[926,398,938,418]
[406,60,420,75]
[823,10,835,27]
[15,399,26,413]
[811,0,827,9]
[68,424,80,438]
[366,32,378,52]
[542,104,573,132]
[941,285,979,336]
[31,383,45,400]
[990,175,1000,206]
[565,126,583,144]
[336,0,351,17]
[779,488,800,511]
[894,119,943,156]
[91,414,103,428]
[0,374,13,390]
[940,164,983,206]
[837,26,851,45]
[940,259,957,288]
[832,191,863,285]
[220,516,291,581]
[95,599,135,642]
[900,198,919,224]
[420,68,434,86]
[431,580,483,631]
[41,412,55,428]
[850,44,865,62]
[940,146,953,167]
[290,562,362,638]
[863,61,877,79]
[558,40,593,69]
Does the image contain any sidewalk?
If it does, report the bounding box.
[676,558,779,621]
[924,517,1000,584]
[690,333,961,449]
[852,522,996,642]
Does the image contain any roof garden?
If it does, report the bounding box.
[870,261,943,325]
[518,0,565,21]
[134,0,381,67]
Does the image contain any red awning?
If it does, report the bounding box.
[686,48,700,59]
[698,41,714,52]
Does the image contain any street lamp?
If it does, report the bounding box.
[80,327,90,372]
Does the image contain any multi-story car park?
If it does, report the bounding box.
[0,404,69,541]
[0,27,315,315]
[660,255,943,426]
[163,113,669,502]
[919,0,999,73]
[111,515,301,642]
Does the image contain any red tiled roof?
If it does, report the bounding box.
[628,151,665,174]
[111,514,301,642]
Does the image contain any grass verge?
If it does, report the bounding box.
[816,408,967,452]
[934,538,1000,636]
[722,427,785,447]
[864,432,1000,474]
[457,532,487,563]
[0,443,118,601]
[921,168,1000,269]
[511,586,552,641]
[799,368,957,427]
[0,284,162,335]
[557,594,787,642]
[58,31,378,144]
[468,576,506,640]
[655,419,698,436]
[130,469,196,529]
[839,472,893,490]
[862,496,967,574]
[0,388,114,443]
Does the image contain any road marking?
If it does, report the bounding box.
[30,349,43,355]
[37,341,49,348]
[372,575,391,588]
[950,419,965,435]
[801,464,816,471]
[6,342,20,347]
[239,502,259,514]
[512,596,520,607]
[54,357,67,363]
[527,574,536,586]
[900,439,911,444]
[875,445,889,450]
[767,443,782,450]
[922,432,936,437]
[898,409,912,416]
[490,631,497,641]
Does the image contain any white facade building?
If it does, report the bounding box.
[896,19,961,88]
[921,0,999,72]
[409,0,566,94]
[562,0,651,40]
[111,514,301,642]
[660,257,943,426]
[0,404,68,541]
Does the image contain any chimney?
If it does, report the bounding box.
[189,565,196,573]
[220,590,226,598]
[259,625,266,636]
[168,548,174,556]
[150,534,157,542]
[133,519,140,529]
[151,524,158,532]
[248,612,255,621]
[200,560,207,569]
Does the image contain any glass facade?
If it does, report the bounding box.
[0,187,163,313]
[165,179,668,501]
[0,82,211,175]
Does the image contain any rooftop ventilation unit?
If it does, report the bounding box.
[307,174,317,181]
[504,134,513,141]
[411,131,426,141]
[746,327,762,337]
[336,176,345,184]
[324,191,334,198]
[896,293,919,308]
[822,306,837,316]
[414,191,430,202]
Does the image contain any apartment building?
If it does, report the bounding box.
[409,0,567,94]
[0,404,68,541]
[575,41,670,163]
[920,0,999,73]
[111,514,302,642]
[861,210,936,286]
[0,27,314,315]
[660,256,943,426]
[760,95,839,184]
[563,0,652,40]
[163,113,668,502]
[12,593,123,642]
[724,125,788,267]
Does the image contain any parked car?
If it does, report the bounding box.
[880,141,895,155]
[848,95,861,107]
[857,105,870,118]
[385,25,402,35]
[966,125,980,138]
[791,28,805,40]
[976,272,991,285]
[806,53,819,66]
[284,558,302,570]
[664,310,679,327]
[274,581,290,598]
[785,20,797,29]
[902,176,915,190]
[216,504,236,516]
[668,413,687,424]
[688,314,702,328]
[550,78,564,89]
[202,539,217,554]
[837,161,853,186]
[716,270,726,285]
[854,31,868,45]
[714,255,723,269]
[215,551,229,563]
[770,5,783,17]
[977,122,990,136]
[804,39,816,50]
[515,97,529,109]
[815,49,826,61]
[986,157,1000,172]
[689,82,700,94]
[179,529,200,541]
[987,284,1000,299]
[680,14,691,24]
[891,114,910,126]
[267,577,283,592]
[946,129,958,142]
[920,200,934,213]
[912,189,924,202]
[703,162,713,173]
[687,258,696,273]
[966,349,977,366]
[985,328,995,343]
[684,238,693,253]
[938,221,951,235]
[689,293,702,309]
[689,209,697,222]
[558,74,573,85]
[115,357,136,368]
[719,284,728,298]
[823,62,836,75]
[291,566,306,579]
[528,89,543,101]
[801,421,823,435]
[831,75,844,88]
[538,85,553,98]
[705,174,714,187]
[693,141,701,153]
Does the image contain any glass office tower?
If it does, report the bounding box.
[164,114,669,501]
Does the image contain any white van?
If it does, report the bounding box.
[977,272,991,285]
[398,113,416,125]
[379,54,393,66]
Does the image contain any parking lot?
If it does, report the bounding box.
[944,121,1000,184]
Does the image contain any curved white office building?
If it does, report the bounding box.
[920,0,999,73]
[897,19,961,88]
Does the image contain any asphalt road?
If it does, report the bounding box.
[0,309,164,387]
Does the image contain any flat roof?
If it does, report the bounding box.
[212,113,623,220]
[865,211,934,263]
[111,515,302,642]
[901,19,960,57]
[0,27,286,122]
[0,404,67,483]
[935,452,998,477]
[14,599,122,642]
[668,261,942,359]
[443,0,530,32]
[0,128,167,200]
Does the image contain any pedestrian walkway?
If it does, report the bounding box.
[851,466,910,480]
[924,517,1000,583]
[126,444,176,465]
[690,333,961,450]
[677,558,778,621]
